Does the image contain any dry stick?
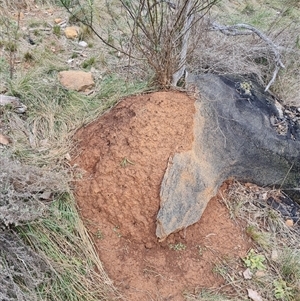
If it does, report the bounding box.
[171,0,194,86]
[170,1,219,86]
[210,22,285,91]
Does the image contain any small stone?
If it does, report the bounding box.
[0,133,10,145]
[39,191,52,200]
[64,26,79,39]
[58,70,95,92]
[285,219,294,227]
[247,288,263,301]
[78,41,88,47]
[54,18,62,24]
[243,268,253,279]
[0,95,27,113]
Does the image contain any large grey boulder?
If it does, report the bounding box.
[156,73,300,240]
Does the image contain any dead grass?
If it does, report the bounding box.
[0,154,69,227]
[197,181,300,301]
[17,195,123,301]
[189,0,300,105]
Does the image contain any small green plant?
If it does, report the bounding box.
[113,226,122,238]
[246,225,270,249]
[197,245,206,257]
[242,3,255,15]
[71,52,78,59]
[273,279,294,300]
[237,81,252,96]
[94,229,103,240]
[28,21,42,28]
[33,29,40,36]
[79,24,92,41]
[81,57,96,69]
[243,249,266,271]
[53,25,61,37]
[24,52,34,62]
[5,41,17,52]
[169,242,186,251]
[212,262,228,278]
[279,249,300,283]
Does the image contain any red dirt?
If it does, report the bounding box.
[72,91,251,301]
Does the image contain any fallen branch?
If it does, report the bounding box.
[210,22,285,91]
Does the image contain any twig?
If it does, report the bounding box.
[210,22,285,91]
[265,65,280,92]
[171,0,194,86]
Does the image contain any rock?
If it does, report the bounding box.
[54,18,62,24]
[156,73,300,240]
[247,289,263,301]
[58,71,95,92]
[64,26,79,39]
[243,268,253,279]
[39,191,52,200]
[78,41,88,48]
[285,219,294,227]
[0,133,10,145]
[0,94,27,113]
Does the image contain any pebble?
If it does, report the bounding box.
[0,133,10,145]
[285,219,294,227]
[243,268,253,279]
[64,26,79,39]
[54,18,62,24]
[78,41,88,48]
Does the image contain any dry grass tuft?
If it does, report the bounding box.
[189,0,300,105]
[0,231,51,301]
[0,154,69,227]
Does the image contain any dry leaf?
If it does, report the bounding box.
[247,288,263,301]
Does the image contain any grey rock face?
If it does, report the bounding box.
[156,73,300,241]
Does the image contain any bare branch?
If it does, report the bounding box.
[265,65,280,92]
[171,0,194,86]
[210,21,285,91]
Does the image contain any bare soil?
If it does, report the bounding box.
[72,91,251,301]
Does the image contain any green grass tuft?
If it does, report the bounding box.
[17,194,120,301]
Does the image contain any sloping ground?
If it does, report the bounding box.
[72,91,251,301]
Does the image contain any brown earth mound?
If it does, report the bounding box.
[72,91,251,301]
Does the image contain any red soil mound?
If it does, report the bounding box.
[72,91,251,301]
